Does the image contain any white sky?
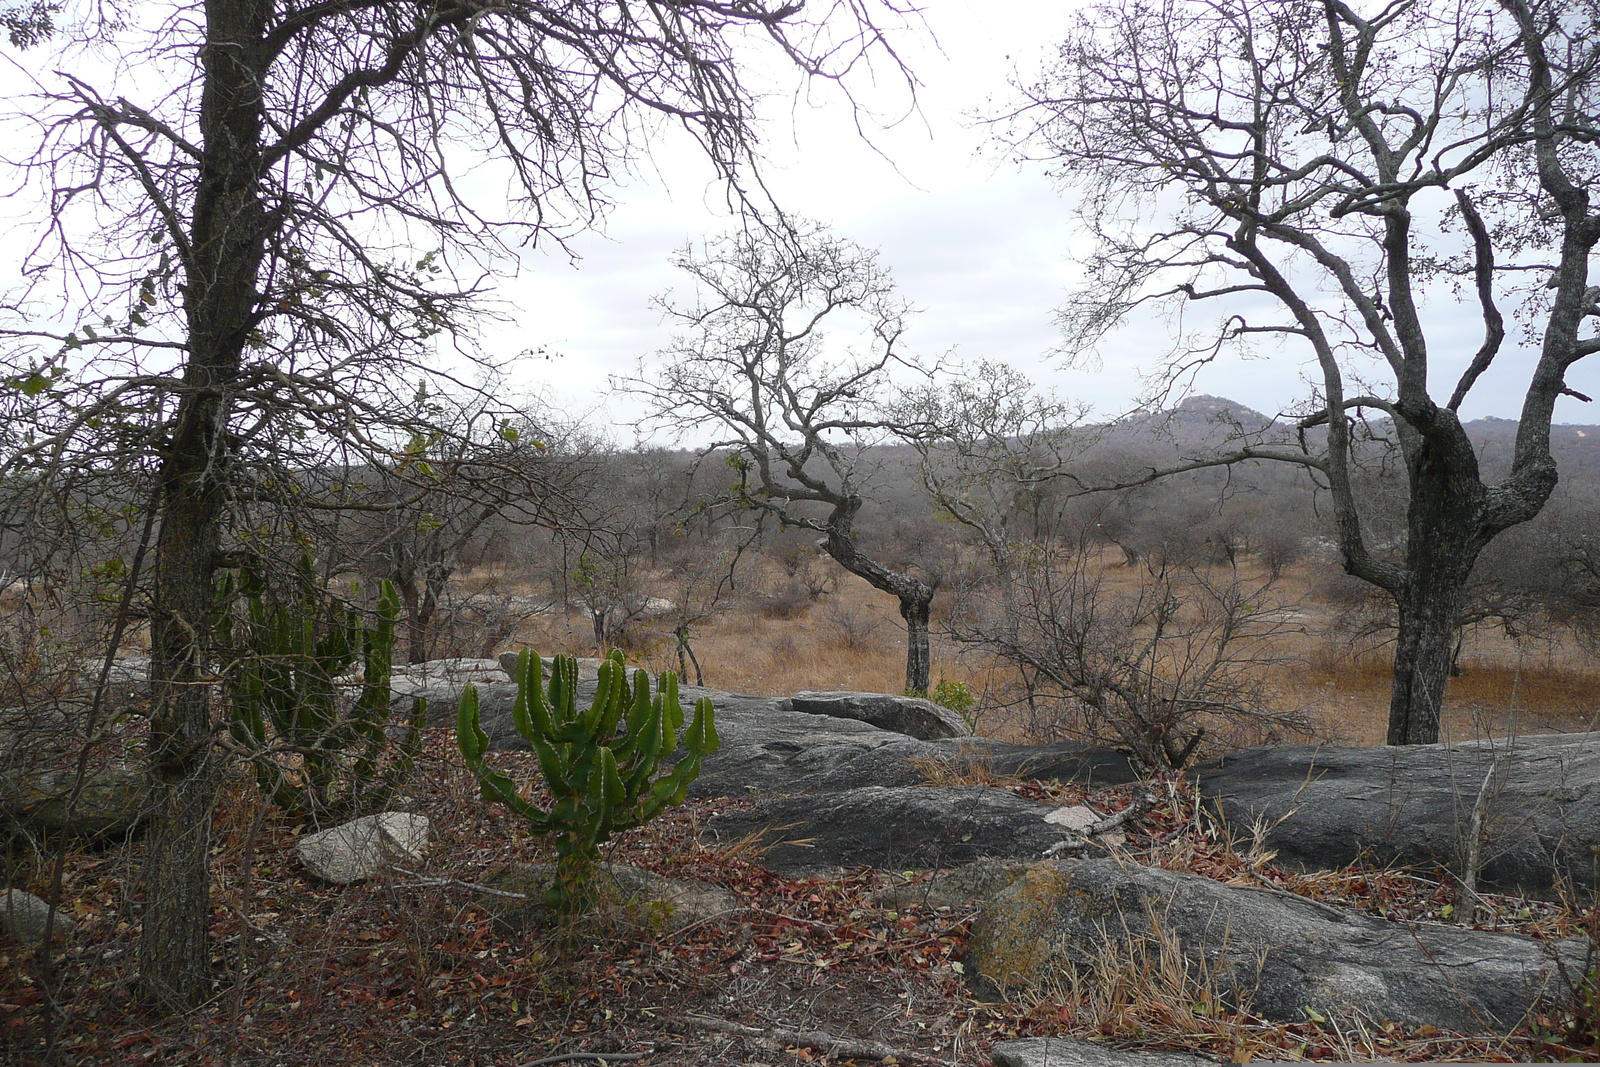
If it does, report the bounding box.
[3,0,1597,437]
[484,0,1600,439]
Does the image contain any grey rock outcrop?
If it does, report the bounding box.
[687,691,1136,796]
[1,889,76,943]
[966,858,1586,1033]
[704,786,1091,877]
[295,812,430,884]
[449,675,1138,796]
[389,658,508,712]
[476,861,740,934]
[791,690,972,740]
[495,651,605,682]
[75,656,151,710]
[0,767,146,840]
[992,1038,1213,1067]
[1199,731,1600,895]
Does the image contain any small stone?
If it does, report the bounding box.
[1043,805,1098,831]
[1042,806,1124,847]
[296,812,430,884]
[1,889,75,943]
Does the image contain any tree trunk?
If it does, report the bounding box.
[138,0,270,1008]
[394,575,428,664]
[820,494,936,697]
[140,477,227,1009]
[1384,425,1488,747]
[899,592,932,695]
[1387,550,1475,746]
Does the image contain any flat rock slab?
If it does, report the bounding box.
[992,1038,1213,1067]
[703,786,1085,876]
[0,767,146,840]
[966,858,1586,1034]
[441,677,1138,796]
[791,690,971,740]
[1199,732,1600,895]
[477,862,741,935]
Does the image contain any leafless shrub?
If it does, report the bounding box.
[948,538,1319,769]
[759,578,813,621]
[824,601,884,652]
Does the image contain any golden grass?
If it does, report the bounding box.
[462,555,1600,748]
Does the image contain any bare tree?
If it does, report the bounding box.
[630,221,940,693]
[659,529,757,685]
[1008,0,1600,744]
[1,0,912,1010]
[338,400,585,662]
[894,361,1091,572]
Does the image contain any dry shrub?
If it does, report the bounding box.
[1447,661,1600,728]
[823,601,883,651]
[758,577,812,621]
[1005,899,1267,1058]
[908,744,1015,788]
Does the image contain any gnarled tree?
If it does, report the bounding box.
[1009,0,1600,745]
[632,222,939,693]
[1,0,912,1010]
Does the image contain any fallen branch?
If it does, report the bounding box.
[660,1013,960,1066]
[1043,787,1163,857]
[1091,787,1163,834]
[387,867,531,900]
[516,1052,651,1067]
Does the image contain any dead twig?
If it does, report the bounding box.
[1457,751,1502,921]
[660,1013,961,1066]
[387,866,531,900]
[1044,787,1163,856]
[516,1052,652,1067]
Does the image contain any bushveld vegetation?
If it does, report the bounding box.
[261,402,1599,750]
[2,392,1598,1065]
[4,0,1600,1061]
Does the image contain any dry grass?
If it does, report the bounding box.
[437,554,1600,747]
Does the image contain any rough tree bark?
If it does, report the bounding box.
[139,0,270,1006]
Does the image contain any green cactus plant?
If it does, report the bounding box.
[456,649,719,917]
[219,565,425,826]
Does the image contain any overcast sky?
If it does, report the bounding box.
[485,0,1233,435]
[483,0,1600,441]
[5,1,1597,438]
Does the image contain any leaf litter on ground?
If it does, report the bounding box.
[4,729,1596,1065]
